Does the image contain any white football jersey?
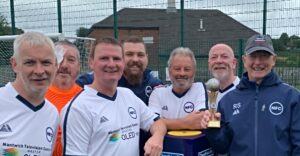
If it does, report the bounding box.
[0,83,59,156]
[148,82,207,119]
[61,85,158,156]
[216,77,240,104]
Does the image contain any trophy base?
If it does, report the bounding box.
[208,121,220,128]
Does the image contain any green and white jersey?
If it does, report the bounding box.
[0,83,59,156]
[148,82,207,119]
[61,86,158,156]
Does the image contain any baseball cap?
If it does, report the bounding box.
[244,34,275,55]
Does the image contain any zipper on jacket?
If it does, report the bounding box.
[254,85,259,156]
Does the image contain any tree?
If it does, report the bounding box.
[272,39,286,51]
[76,27,90,37]
[279,33,289,46]
[0,14,24,65]
[0,14,23,35]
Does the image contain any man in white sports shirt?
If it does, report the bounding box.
[61,37,167,156]
[208,43,240,156]
[0,32,59,156]
[208,43,240,104]
[148,47,208,130]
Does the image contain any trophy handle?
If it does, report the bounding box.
[208,91,220,128]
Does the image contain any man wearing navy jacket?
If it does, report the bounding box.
[202,34,300,156]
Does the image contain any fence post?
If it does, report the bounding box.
[10,0,15,35]
[113,0,118,39]
[238,39,244,77]
[57,0,62,33]
[180,0,184,46]
[263,0,267,35]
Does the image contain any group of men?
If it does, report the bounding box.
[0,31,299,156]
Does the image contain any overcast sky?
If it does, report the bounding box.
[0,0,299,38]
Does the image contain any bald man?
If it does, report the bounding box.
[208,43,240,104]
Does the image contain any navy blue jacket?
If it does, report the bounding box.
[205,71,300,156]
[76,69,163,104]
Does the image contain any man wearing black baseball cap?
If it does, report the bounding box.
[203,34,300,156]
[243,34,276,84]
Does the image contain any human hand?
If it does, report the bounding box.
[203,110,222,129]
[144,134,163,156]
[182,111,211,130]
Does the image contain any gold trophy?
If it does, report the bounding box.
[206,78,220,128]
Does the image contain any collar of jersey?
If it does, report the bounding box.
[97,91,117,101]
[16,95,45,112]
[172,88,189,98]
[219,83,234,93]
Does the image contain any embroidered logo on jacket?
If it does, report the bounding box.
[145,86,153,97]
[269,102,284,115]
[232,103,241,116]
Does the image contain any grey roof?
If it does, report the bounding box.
[90,8,258,54]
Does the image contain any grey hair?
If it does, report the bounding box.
[167,47,197,68]
[13,32,55,59]
[55,39,80,60]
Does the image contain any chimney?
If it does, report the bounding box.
[166,0,177,13]
[198,19,206,31]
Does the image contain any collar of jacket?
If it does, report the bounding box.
[118,68,152,87]
[237,70,282,90]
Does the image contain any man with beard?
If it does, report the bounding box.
[208,44,240,104]
[46,40,82,156]
[76,36,162,155]
[148,47,208,130]
[76,36,162,104]
[61,37,167,156]
[202,34,300,156]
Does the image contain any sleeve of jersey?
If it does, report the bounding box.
[194,82,208,111]
[61,102,92,156]
[148,88,162,115]
[138,97,159,132]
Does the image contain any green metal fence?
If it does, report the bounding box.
[0,0,299,89]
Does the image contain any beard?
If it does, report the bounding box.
[211,64,231,82]
[123,61,144,85]
[171,75,193,91]
[212,69,230,82]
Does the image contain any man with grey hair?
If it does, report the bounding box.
[46,39,82,156]
[203,34,300,155]
[0,32,59,155]
[149,47,208,130]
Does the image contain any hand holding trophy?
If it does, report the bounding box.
[206,78,220,128]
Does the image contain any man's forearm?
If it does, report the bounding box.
[150,119,167,136]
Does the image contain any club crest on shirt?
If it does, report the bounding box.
[46,127,54,143]
[183,102,194,113]
[128,107,137,119]
[145,86,153,97]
